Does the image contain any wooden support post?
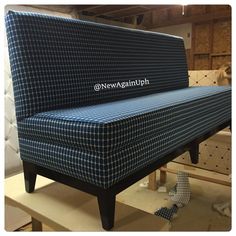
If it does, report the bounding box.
[209,20,214,69]
[192,23,196,69]
[160,164,167,185]
[32,217,42,231]
[148,171,157,190]
[148,164,167,191]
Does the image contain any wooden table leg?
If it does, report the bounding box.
[160,164,167,185]
[148,164,168,191]
[32,217,42,231]
[148,171,157,190]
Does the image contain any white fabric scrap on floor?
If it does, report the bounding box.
[213,202,231,217]
[155,171,191,222]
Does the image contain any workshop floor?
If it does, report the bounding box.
[17,162,231,231]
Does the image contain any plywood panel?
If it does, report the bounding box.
[194,23,210,53]
[212,55,231,69]
[188,70,219,86]
[213,20,231,53]
[168,6,182,19]
[174,131,231,175]
[189,5,206,15]
[141,11,152,26]
[209,5,231,13]
[194,55,209,69]
[154,23,192,49]
[185,49,191,69]
[155,9,168,25]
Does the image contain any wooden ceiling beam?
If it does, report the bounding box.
[147,9,231,29]
[76,5,101,12]
[82,5,171,17]
[115,5,177,18]
[29,5,74,14]
[30,5,102,14]
[92,5,137,17]
[79,14,145,29]
[139,6,149,9]
[114,8,150,18]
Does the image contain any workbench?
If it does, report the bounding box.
[5,173,170,231]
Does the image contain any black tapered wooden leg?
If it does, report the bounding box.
[97,192,116,230]
[23,161,37,193]
[189,143,199,164]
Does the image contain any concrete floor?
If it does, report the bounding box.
[117,162,231,231]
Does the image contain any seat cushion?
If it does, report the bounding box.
[18,86,231,153]
[18,86,231,188]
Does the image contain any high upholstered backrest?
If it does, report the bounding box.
[5,11,188,121]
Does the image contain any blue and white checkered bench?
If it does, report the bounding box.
[5,11,231,230]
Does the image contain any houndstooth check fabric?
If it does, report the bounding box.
[155,204,178,221]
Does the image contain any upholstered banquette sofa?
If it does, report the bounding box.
[5,11,231,230]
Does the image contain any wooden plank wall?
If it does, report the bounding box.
[192,18,231,69]
[146,5,231,70]
[192,19,231,70]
